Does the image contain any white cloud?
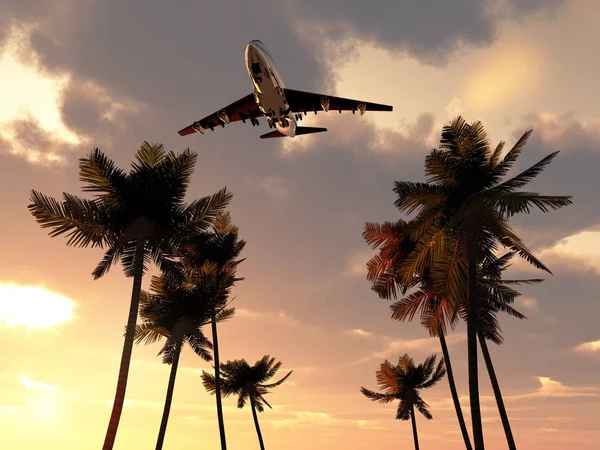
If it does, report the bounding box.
[347,328,374,338]
[266,410,380,430]
[517,297,539,312]
[340,332,465,367]
[509,230,600,275]
[575,339,600,355]
[235,308,309,329]
[344,248,375,278]
[20,376,58,392]
[247,176,293,201]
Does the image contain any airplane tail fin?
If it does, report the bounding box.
[259,126,328,139]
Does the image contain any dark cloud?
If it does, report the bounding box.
[288,0,568,66]
[0,118,77,164]
[499,262,600,387]
[505,113,600,248]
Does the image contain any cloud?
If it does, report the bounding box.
[574,340,600,356]
[289,0,567,66]
[20,375,58,392]
[248,176,293,201]
[341,332,465,367]
[344,248,375,278]
[281,111,435,158]
[372,334,465,360]
[267,410,380,430]
[525,376,600,399]
[0,22,143,164]
[517,297,539,312]
[0,281,76,329]
[234,308,317,331]
[506,113,600,249]
[509,230,600,276]
[347,328,374,338]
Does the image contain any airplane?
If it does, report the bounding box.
[178,40,393,139]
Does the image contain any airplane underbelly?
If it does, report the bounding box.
[246,46,289,120]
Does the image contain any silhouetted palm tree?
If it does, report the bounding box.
[361,354,446,450]
[28,143,232,450]
[134,266,236,450]
[202,355,292,450]
[364,219,473,450]
[392,117,572,449]
[176,212,246,450]
[365,217,547,449]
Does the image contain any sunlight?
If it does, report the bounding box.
[463,43,541,110]
[0,23,81,162]
[20,376,58,392]
[20,376,60,423]
[0,282,76,329]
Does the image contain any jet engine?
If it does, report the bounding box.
[218,110,230,124]
[275,115,297,137]
[192,122,204,135]
[357,102,366,116]
[320,97,330,112]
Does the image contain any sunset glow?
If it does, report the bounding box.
[0,282,75,329]
[1,1,599,449]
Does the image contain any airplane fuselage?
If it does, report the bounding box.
[245,40,297,137]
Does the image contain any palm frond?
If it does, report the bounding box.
[360,387,396,404]
[490,129,533,180]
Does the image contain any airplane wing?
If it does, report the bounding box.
[178,93,263,136]
[283,88,393,115]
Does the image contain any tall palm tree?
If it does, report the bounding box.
[392,117,572,448]
[361,354,446,450]
[392,252,542,449]
[201,355,292,450]
[364,219,473,450]
[364,219,545,449]
[134,267,236,450]
[27,143,232,450]
[176,212,245,450]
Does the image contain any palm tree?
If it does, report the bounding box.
[473,252,542,449]
[364,219,546,449]
[392,117,572,448]
[364,219,473,450]
[361,354,446,450]
[202,355,292,450]
[27,143,232,450]
[134,266,236,450]
[176,212,246,450]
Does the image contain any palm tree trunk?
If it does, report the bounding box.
[103,239,146,450]
[478,332,516,450]
[212,311,227,450]
[439,331,473,450]
[155,340,183,450]
[410,405,420,450]
[250,398,266,450]
[467,253,485,450]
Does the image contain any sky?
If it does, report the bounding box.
[0,0,599,448]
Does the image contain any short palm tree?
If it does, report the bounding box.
[134,266,236,450]
[361,354,446,450]
[392,117,572,449]
[176,212,246,450]
[28,143,232,450]
[202,355,292,450]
